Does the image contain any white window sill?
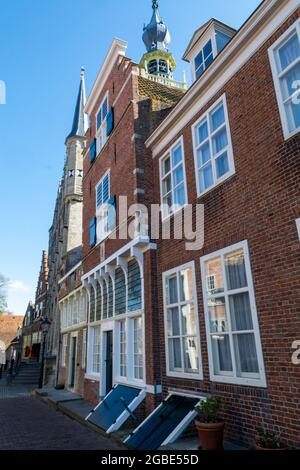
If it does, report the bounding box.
[167,371,203,381]
[283,126,300,142]
[84,373,100,382]
[210,374,267,388]
[197,169,236,199]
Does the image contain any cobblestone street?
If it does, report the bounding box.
[0,397,124,450]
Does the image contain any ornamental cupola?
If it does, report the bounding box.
[140,1,176,80]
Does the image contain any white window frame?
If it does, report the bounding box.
[95,170,111,244]
[162,261,203,380]
[268,19,300,140]
[82,328,87,369]
[192,94,235,198]
[159,136,188,221]
[296,218,300,241]
[61,334,68,367]
[200,240,267,388]
[95,92,109,155]
[91,325,101,375]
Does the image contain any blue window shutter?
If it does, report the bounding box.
[106,107,114,137]
[90,138,96,163]
[107,195,116,233]
[90,217,97,247]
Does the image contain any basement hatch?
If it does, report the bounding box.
[124,394,201,450]
[85,384,146,433]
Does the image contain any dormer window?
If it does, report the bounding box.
[183,19,236,83]
[195,39,214,79]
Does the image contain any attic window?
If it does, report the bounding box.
[195,39,213,79]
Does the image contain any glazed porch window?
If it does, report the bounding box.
[92,326,101,374]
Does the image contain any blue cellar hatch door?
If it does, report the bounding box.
[86,385,146,433]
[124,394,201,450]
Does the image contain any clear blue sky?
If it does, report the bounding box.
[0,0,261,314]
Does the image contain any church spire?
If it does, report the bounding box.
[67,67,88,139]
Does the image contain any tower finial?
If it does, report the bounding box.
[152,0,158,9]
[81,66,85,78]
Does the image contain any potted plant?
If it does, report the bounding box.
[195,396,225,450]
[255,430,287,451]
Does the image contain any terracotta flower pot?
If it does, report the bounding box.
[256,445,288,451]
[195,420,225,451]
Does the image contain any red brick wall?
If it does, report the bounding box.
[152,10,300,449]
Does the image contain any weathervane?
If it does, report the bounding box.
[152,0,158,9]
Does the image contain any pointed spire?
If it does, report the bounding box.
[67,67,88,139]
[143,1,171,53]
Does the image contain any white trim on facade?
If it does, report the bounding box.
[84,39,128,114]
[296,218,300,240]
[200,240,267,388]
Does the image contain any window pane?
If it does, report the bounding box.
[204,53,214,68]
[115,269,126,315]
[199,163,213,192]
[216,152,229,178]
[134,317,143,380]
[102,97,108,119]
[197,120,208,144]
[285,99,300,131]
[183,337,198,372]
[208,297,228,333]
[168,338,182,370]
[181,304,196,335]
[213,127,228,154]
[278,33,300,71]
[280,62,300,100]
[211,105,225,131]
[225,248,247,290]
[195,50,203,69]
[162,175,171,196]
[203,40,212,59]
[172,145,182,166]
[128,260,142,312]
[205,257,224,294]
[174,184,185,207]
[179,268,193,301]
[211,334,233,374]
[96,284,102,321]
[163,194,172,215]
[102,281,107,319]
[167,275,178,304]
[234,333,259,375]
[195,64,204,79]
[173,164,184,186]
[229,292,253,331]
[197,142,211,167]
[167,307,180,336]
[216,31,231,52]
[163,157,170,175]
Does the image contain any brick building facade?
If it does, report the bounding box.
[29,0,300,449]
[145,0,300,448]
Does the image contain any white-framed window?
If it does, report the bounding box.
[194,39,214,79]
[91,326,101,374]
[192,94,235,197]
[163,262,202,379]
[62,334,68,367]
[95,93,108,154]
[119,320,127,377]
[200,240,266,387]
[133,317,143,380]
[159,137,187,219]
[95,171,113,243]
[269,19,300,140]
[296,218,300,241]
[82,328,87,369]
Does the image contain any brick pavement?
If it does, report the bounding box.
[0,397,124,450]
